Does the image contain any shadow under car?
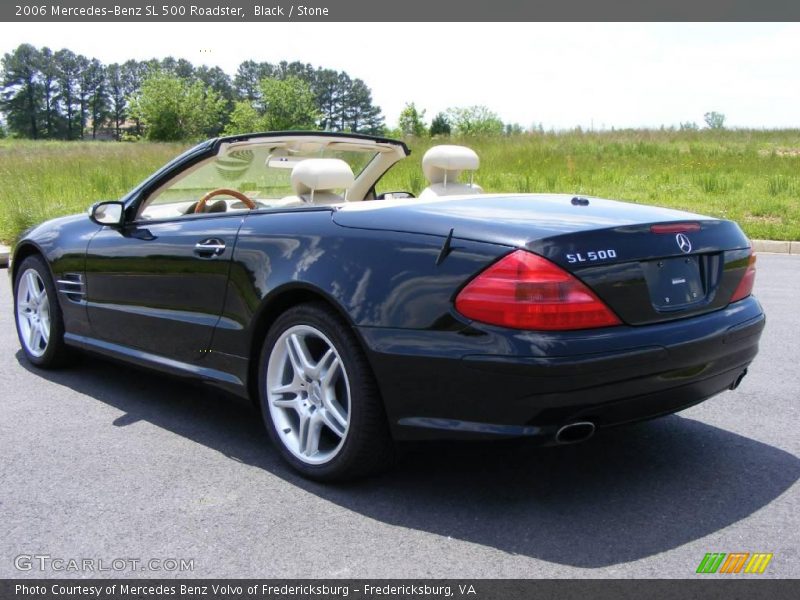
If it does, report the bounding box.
[16,350,799,569]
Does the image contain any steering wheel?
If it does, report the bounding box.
[194,188,256,213]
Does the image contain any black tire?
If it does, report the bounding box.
[258,302,395,481]
[13,255,70,368]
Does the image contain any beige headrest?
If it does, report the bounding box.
[291,158,355,195]
[422,145,480,184]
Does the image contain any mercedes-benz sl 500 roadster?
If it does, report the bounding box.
[10,131,764,480]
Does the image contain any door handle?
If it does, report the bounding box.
[194,238,226,257]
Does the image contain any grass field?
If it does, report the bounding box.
[0,140,185,245]
[2,129,800,245]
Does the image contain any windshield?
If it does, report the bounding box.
[139,142,379,219]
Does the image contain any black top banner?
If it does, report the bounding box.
[3,0,800,22]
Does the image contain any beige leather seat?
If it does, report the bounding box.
[419,145,483,198]
[284,158,355,205]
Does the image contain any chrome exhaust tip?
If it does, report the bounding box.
[555,421,596,444]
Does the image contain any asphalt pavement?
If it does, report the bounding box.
[0,254,798,579]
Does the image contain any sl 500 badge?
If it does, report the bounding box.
[566,249,618,263]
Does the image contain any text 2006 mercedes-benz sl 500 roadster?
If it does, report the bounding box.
[10,131,764,480]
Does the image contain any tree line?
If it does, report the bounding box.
[0,43,385,141]
[3,42,724,142]
[396,102,523,138]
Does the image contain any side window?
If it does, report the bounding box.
[373,166,422,199]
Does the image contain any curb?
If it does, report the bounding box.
[0,244,9,268]
[751,239,800,255]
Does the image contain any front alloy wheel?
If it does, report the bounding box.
[17,268,51,358]
[13,255,69,368]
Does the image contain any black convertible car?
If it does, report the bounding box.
[11,131,764,480]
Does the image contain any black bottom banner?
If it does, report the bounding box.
[2,579,798,600]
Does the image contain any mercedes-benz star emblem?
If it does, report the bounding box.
[676,233,692,254]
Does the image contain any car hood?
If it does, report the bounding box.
[332,194,712,247]
[19,213,89,243]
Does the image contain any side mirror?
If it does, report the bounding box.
[89,201,125,226]
[377,191,415,200]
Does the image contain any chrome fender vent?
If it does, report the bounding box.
[57,273,85,302]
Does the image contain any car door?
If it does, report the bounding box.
[84,213,244,364]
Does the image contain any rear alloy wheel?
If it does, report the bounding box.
[13,255,69,368]
[259,303,394,481]
[267,324,350,464]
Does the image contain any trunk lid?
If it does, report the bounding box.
[529,219,752,325]
[333,193,715,247]
[333,194,752,325]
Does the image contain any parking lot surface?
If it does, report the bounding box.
[1,254,798,578]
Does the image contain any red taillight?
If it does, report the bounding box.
[455,250,622,331]
[730,253,757,303]
[650,222,702,234]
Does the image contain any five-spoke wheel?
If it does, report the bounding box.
[13,255,69,368]
[267,325,351,464]
[16,268,51,358]
[259,303,394,481]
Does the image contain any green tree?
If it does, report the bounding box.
[261,76,319,130]
[429,112,451,136]
[195,65,234,103]
[195,65,235,135]
[106,63,127,140]
[121,59,148,95]
[74,54,92,138]
[704,111,726,130]
[121,59,149,136]
[224,100,262,134]
[83,59,108,139]
[226,76,318,134]
[128,71,225,141]
[0,43,42,138]
[234,60,274,101]
[398,102,427,137]
[344,78,383,134]
[446,105,504,136]
[332,72,352,131]
[55,49,80,139]
[313,68,341,131]
[0,44,387,141]
[38,47,60,138]
[310,69,382,133]
[160,56,195,80]
[276,60,315,82]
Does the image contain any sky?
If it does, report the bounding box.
[1,22,798,130]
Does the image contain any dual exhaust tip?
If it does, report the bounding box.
[555,421,596,445]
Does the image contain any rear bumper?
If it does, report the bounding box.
[358,296,765,441]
